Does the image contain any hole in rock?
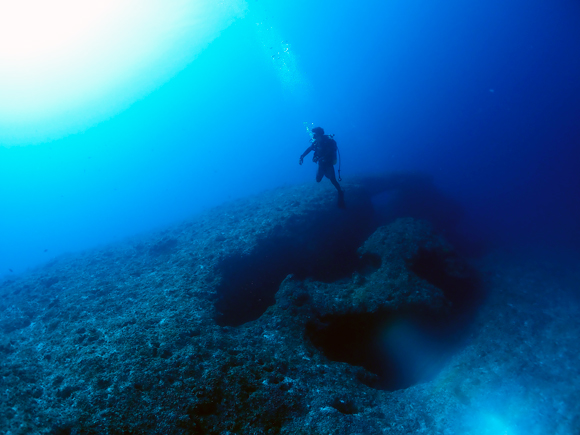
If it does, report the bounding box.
[213,202,377,327]
[307,249,481,391]
[213,235,383,327]
[306,308,471,391]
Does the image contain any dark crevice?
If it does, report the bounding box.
[213,200,377,327]
[306,312,391,386]
[213,240,382,327]
[306,249,481,391]
[306,306,474,391]
[213,250,290,328]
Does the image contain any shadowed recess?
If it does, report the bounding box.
[212,175,481,328]
[306,248,481,391]
[213,197,377,327]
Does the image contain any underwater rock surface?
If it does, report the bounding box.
[1,176,579,434]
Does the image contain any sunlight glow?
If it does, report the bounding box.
[473,412,515,435]
[0,0,247,145]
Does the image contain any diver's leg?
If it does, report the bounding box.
[316,164,324,182]
[325,165,342,192]
[326,165,345,208]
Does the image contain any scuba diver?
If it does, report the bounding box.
[299,126,345,208]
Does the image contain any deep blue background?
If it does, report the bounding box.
[2,0,580,276]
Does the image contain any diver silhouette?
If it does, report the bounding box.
[299,126,345,208]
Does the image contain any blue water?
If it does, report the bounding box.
[1,0,580,276]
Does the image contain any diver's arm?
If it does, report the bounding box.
[301,145,314,158]
[299,145,314,165]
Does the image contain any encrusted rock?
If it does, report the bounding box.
[0,176,482,435]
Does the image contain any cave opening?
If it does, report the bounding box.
[306,308,473,391]
[213,239,382,327]
[306,248,481,391]
[213,203,378,327]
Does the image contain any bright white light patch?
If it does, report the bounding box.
[0,0,247,145]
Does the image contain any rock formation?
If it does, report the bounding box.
[4,176,574,435]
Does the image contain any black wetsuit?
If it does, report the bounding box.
[301,135,342,192]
